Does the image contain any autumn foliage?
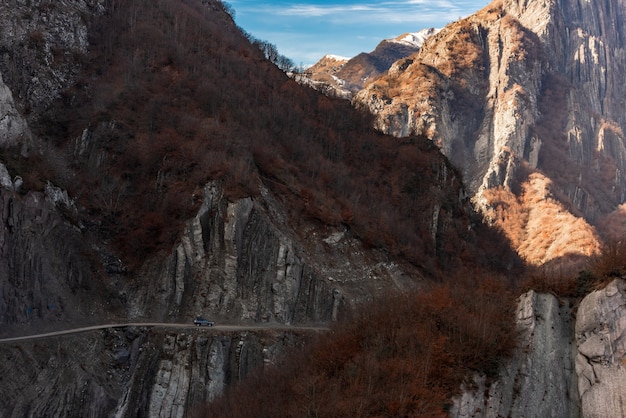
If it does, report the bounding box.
[5,1,528,412]
[196,274,516,417]
[3,0,517,276]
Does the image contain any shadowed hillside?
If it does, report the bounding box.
[1,0,519,277]
[0,0,532,415]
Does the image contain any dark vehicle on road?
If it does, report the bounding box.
[193,317,214,327]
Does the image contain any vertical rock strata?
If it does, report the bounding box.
[575,279,626,418]
[0,327,307,417]
[452,279,626,418]
[357,0,626,215]
[123,181,415,324]
[452,290,579,418]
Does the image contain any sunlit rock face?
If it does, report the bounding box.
[355,0,626,264]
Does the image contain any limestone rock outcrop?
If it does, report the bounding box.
[0,327,309,417]
[0,71,30,148]
[121,180,420,324]
[575,279,626,418]
[452,279,626,418]
[0,0,105,115]
[451,290,579,418]
[0,184,116,335]
[355,0,626,264]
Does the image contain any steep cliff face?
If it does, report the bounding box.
[0,1,435,414]
[575,279,626,418]
[0,0,105,117]
[0,0,534,416]
[0,173,122,335]
[0,327,311,417]
[356,0,626,265]
[0,71,31,148]
[452,279,626,418]
[122,181,418,324]
[452,290,579,417]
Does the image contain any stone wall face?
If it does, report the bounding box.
[575,279,626,418]
[0,327,308,417]
[452,290,579,418]
[452,279,626,418]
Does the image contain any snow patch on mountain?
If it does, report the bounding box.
[323,54,350,62]
[389,28,440,48]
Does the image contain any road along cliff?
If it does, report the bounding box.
[0,324,325,417]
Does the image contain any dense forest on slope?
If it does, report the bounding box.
[0,0,544,414]
[3,0,519,276]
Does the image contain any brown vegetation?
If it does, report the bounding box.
[12,0,517,276]
[523,238,626,300]
[3,1,538,413]
[197,274,517,418]
[483,173,601,266]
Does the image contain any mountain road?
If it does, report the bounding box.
[0,322,330,344]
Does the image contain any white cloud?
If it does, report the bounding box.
[228,0,488,64]
[279,5,377,17]
[254,1,469,26]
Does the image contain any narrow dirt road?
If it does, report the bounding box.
[0,323,330,343]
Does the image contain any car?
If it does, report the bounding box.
[193,317,214,327]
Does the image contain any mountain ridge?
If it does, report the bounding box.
[355,0,626,267]
[303,27,438,98]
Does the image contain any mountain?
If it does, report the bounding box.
[303,28,438,98]
[0,0,523,415]
[2,0,626,416]
[355,0,626,268]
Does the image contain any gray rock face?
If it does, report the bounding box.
[0,186,115,334]
[0,327,308,418]
[575,279,626,418]
[0,0,105,115]
[124,181,420,324]
[452,279,626,418]
[0,70,31,148]
[451,290,579,418]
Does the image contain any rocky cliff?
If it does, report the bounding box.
[0,0,433,414]
[0,326,314,417]
[120,180,420,324]
[6,0,626,416]
[452,278,626,418]
[355,0,626,265]
[0,0,431,331]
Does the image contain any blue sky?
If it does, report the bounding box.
[228,0,491,66]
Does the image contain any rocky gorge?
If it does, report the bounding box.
[1,0,626,416]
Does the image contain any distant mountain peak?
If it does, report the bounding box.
[302,28,439,98]
[387,28,440,48]
[321,54,350,62]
